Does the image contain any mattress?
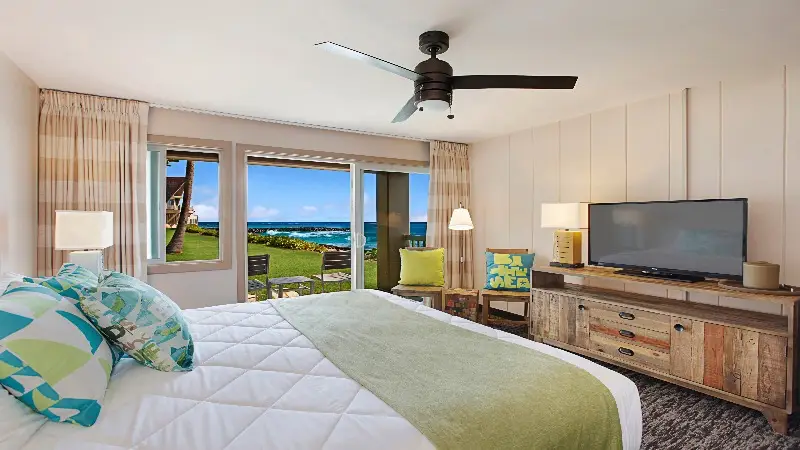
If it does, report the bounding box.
[22,290,642,450]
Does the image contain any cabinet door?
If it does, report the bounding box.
[669,317,705,383]
[531,291,589,348]
[670,319,787,408]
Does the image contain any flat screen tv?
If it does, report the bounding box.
[588,199,748,281]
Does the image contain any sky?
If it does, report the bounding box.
[166,161,429,223]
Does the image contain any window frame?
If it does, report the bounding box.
[146,135,233,275]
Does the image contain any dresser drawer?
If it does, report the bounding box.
[589,316,670,353]
[586,301,670,334]
[590,333,670,372]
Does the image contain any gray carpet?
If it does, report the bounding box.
[614,366,800,449]
[489,319,800,449]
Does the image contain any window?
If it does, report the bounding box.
[146,144,223,268]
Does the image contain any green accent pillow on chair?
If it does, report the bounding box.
[484,252,535,292]
[399,248,445,286]
[0,282,114,426]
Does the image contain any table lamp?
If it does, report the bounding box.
[55,211,113,274]
[541,203,588,268]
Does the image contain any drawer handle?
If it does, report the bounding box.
[578,304,586,311]
[619,329,635,339]
[674,323,685,332]
[618,311,635,320]
[618,347,634,357]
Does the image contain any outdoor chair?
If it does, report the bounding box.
[312,251,351,292]
[247,254,270,298]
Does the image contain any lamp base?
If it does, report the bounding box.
[69,250,104,275]
[549,261,585,269]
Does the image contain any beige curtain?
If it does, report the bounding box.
[37,90,149,278]
[426,141,473,288]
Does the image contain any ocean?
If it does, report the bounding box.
[198,221,427,250]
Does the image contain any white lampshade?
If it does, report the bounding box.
[448,207,474,231]
[55,211,114,250]
[541,203,588,229]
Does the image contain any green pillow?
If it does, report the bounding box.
[399,248,445,287]
[484,252,535,292]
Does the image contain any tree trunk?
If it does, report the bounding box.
[166,160,195,254]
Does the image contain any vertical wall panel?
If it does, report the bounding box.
[589,106,627,290]
[625,95,671,296]
[669,91,687,201]
[508,129,534,252]
[687,83,722,200]
[785,66,800,287]
[719,68,785,316]
[559,116,591,202]
[626,95,671,202]
[721,69,785,273]
[590,106,627,202]
[532,123,561,264]
[507,129,535,315]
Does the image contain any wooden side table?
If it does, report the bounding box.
[443,288,479,321]
[480,289,531,328]
[391,285,443,310]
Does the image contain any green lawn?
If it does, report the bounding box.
[165,230,377,294]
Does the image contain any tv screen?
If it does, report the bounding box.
[589,199,747,280]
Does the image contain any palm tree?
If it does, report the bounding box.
[166,160,195,254]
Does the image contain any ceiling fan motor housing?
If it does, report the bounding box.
[414,58,453,107]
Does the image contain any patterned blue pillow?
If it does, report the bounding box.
[0,282,114,426]
[77,271,194,372]
[22,263,99,304]
[484,252,535,292]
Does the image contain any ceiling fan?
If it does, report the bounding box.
[316,31,577,123]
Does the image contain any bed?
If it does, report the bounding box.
[20,290,642,450]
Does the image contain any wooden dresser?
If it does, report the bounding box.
[529,266,799,434]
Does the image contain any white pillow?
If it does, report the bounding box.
[0,387,46,448]
[0,272,24,294]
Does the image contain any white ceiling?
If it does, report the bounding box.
[1,0,798,143]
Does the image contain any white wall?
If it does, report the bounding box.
[471,65,796,316]
[0,53,38,275]
[147,108,429,309]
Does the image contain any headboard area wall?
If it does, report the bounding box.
[0,53,39,275]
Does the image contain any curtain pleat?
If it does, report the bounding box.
[426,141,474,288]
[37,90,148,278]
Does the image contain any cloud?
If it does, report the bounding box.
[411,214,428,222]
[302,206,318,213]
[193,204,219,222]
[249,206,280,220]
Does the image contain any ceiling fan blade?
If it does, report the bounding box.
[392,96,418,123]
[451,75,578,90]
[316,42,422,81]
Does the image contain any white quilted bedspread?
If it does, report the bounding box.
[22,290,641,450]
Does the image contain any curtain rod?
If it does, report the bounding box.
[151,103,435,143]
[40,88,147,104]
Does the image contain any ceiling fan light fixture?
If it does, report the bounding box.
[417,99,449,112]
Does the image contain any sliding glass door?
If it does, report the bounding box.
[350,163,429,290]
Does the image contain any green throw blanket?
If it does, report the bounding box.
[274,291,622,450]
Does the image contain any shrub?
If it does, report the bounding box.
[190,225,380,258]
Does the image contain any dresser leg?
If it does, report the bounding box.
[763,409,788,434]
